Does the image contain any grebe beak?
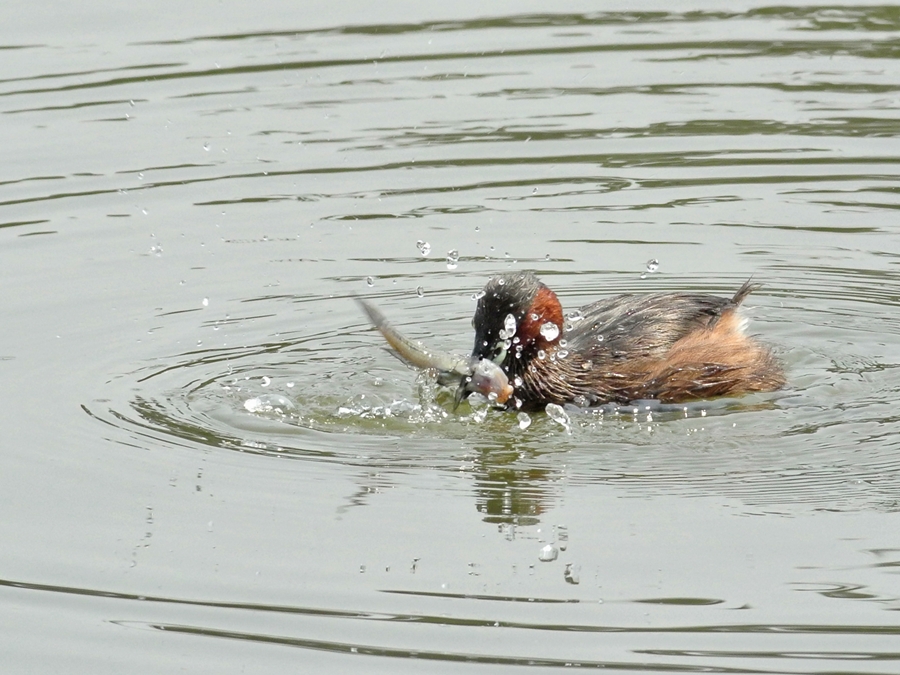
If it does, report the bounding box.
[453,358,514,410]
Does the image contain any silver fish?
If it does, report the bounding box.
[355,297,513,405]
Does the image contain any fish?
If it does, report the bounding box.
[355,297,513,406]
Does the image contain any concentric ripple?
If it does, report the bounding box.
[82,269,900,514]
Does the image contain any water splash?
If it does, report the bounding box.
[545,403,571,433]
[244,394,295,415]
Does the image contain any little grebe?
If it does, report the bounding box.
[458,272,784,409]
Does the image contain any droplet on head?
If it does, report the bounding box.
[539,322,560,341]
[500,313,517,339]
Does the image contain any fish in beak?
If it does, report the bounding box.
[356,297,513,408]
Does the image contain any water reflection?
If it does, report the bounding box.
[471,445,554,526]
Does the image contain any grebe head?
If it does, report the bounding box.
[470,271,564,371]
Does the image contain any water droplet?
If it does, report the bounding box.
[540,322,559,341]
[513,376,523,387]
[261,376,271,387]
[517,412,531,430]
[557,349,569,359]
[416,286,424,298]
[446,249,459,270]
[202,297,209,307]
[538,544,559,562]
[203,143,210,152]
[501,313,517,339]
[597,334,604,343]
[545,403,571,431]
[537,349,546,360]
[416,240,431,256]
[564,562,580,584]
[471,290,486,301]
[366,276,374,287]
[646,258,660,274]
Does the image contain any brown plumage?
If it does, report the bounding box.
[465,272,784,409]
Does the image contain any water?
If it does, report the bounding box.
[3,2,900,672]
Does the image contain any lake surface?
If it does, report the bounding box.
[2,2,900,672]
